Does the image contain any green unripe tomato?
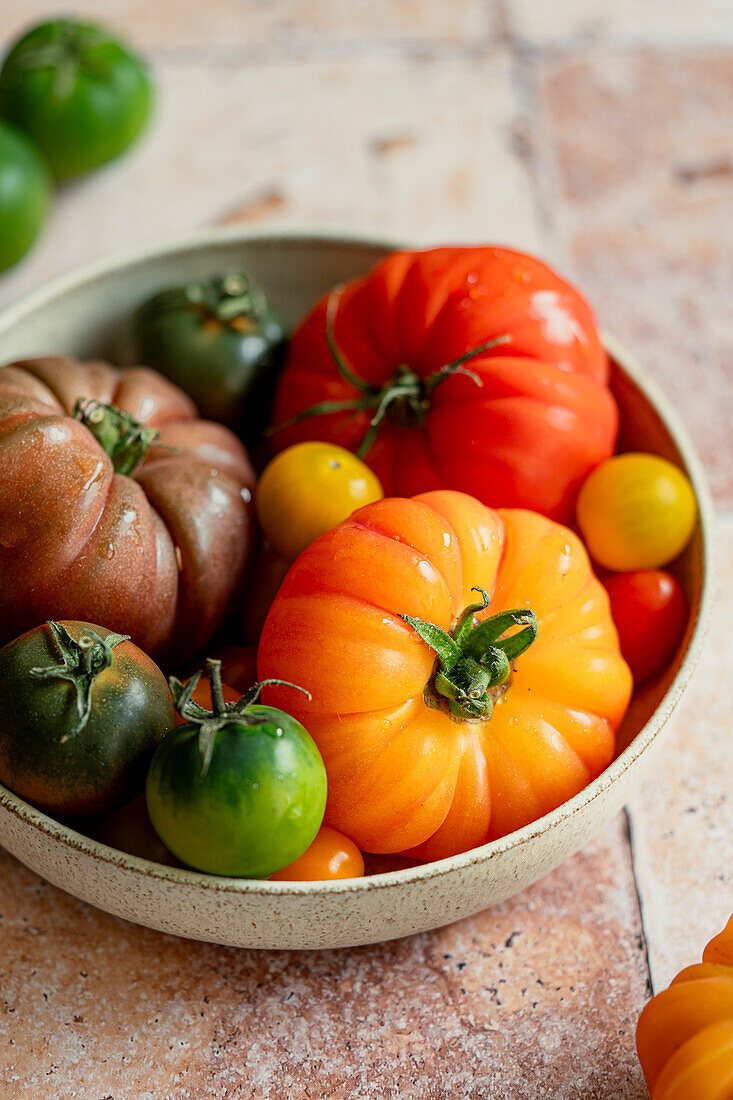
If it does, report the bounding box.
[146,667,327,878]
[131,274,286,440]
[0,19,153,181]
[0,621,175,817]
[0,120,51,272]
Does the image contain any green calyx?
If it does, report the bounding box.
[269,288,509,457]
[2,21,104,85]
[400,589,538,722]
[170,659,311,777]
[141,273,271,331]
[30,621,129,739]
[74,398,163,476]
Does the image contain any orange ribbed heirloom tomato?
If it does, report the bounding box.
[269,247,619,523]
[257,490,632,859]
[637,914,733,1099]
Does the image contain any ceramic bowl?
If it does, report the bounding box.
[0,230,712,949]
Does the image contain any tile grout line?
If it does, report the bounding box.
[624,806,655,1001]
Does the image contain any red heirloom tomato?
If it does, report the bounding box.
[604,570,688,684]
[270,247,618,522]
[258,491,632,859]
[0,357,254,661]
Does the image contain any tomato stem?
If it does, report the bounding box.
[182,274,269,327]
[74,398,168,476]
[206,659,228,716]
[29,622,129,739]
[169,666,311,776]
[269,290,509,458]
[400,588,538,722]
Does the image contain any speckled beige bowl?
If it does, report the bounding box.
[0,230,712,949]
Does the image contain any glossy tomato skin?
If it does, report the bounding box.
[256,442,384,560]
[636,915,733,1098]
[146,705,327,877]
[258,491,632,859]
[270,825,364,881]
[0,121,51,272]
[0,20,153,180]
[604,570,688,684]
[577,453,697,571]
[0,357,255,663]
[270,247,618,522]
[0,621,175,817]
[132,276,286,438]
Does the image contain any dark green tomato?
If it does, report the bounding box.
[0,120,51,272]
[0,19,153,181]
[146,705,327,877]
[131,274,286,441]
[0,621,175,817]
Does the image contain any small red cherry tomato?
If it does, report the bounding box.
[269,825,365,881]
[604,570,688,684]
[176,672,239,724]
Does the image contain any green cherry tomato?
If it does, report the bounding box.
[132,274,286,439]
[0,620,175,817]
[0,120,51,272]
[146,661,327,877]
[0,19,153,181]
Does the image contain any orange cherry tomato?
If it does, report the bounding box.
[604,570,688,684]
[269,824,365,881]
[176,671,239,723]
[255,441,383,561]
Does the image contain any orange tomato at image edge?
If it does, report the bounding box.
[636,913,733,1099]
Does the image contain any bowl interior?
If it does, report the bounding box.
[0,230,711,905]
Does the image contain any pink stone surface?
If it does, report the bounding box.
[0,817,648,1100]
[1,4,731,1097]
[534,49,733,505]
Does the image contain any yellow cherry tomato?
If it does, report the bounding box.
[256,442,383,560]
[577,453,697,571]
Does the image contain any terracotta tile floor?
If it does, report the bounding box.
[0,3,731,1096]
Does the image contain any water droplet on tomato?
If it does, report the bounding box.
[138,396,156,421]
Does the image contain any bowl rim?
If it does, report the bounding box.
[0,227,714,898]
